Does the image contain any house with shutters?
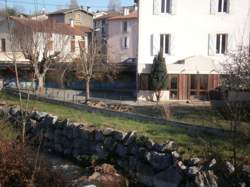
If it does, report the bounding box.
[136,0,250,101]
[107,8,138,63]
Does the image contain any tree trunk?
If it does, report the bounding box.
[37,75,45,95]
[85,78,90,103]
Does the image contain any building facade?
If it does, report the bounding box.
[107,9,138,63]
[137,0,250,101]
[48,8,93,29]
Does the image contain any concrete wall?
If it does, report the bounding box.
[107,18,138,63]
[137,0,250,73]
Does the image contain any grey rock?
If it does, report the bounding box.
[102,128,114,136]
[162,141,176,152]
[116,144,128,158]
[153,167,182,187]
[64,149,72,156]
[117,159,129,171]
[146,151,172,171]
[189,157,201,166]
[123,131,136,145]
[145,139,155,150]
[55,144,63,153]
[195,170,218,187]
[172,151,180,160]
[113,130,126,141]
[136,162,154,186]
[128,156,137,173]
[226,161,235,174]
[63,126,73,139]
[188,166,200,176]
[73,127,82,138]
[95,130,104,142]
[103,137,117,151]
[209,159,217,168]
[9,107,21,116]
[31,111,47,121]
[129,145,140,155]
[95,145,108,159]
[177,161,187,171]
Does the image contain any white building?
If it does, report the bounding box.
[136,0,250,101]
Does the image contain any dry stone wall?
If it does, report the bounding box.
[2,106,250,187]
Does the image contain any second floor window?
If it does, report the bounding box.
[122,37,129,49]
[1,38,6,52]
[160,34,171,54]
[161,0,172,13]
[122,21,128,33]
[216,34,228,54]
[71,38,75,52]
[218,0,229,13]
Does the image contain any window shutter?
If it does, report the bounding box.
[170,34,176,55]
[153,0,161,15]
[227,0,231,13]
[151,34,160,56]
[171,0,178,15]
[127,37,130,49]
[210,0,217,14]
[121,37,125,49]
[208,34,216,56]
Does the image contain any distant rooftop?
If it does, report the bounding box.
[48,8,93,17]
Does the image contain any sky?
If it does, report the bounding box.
[0,0,134,14]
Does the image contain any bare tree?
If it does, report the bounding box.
[108,0,121,11]
[220,47,250,166]
[12,18,71,94]
[73,37,115,103]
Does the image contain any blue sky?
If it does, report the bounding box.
[0,0,134,14]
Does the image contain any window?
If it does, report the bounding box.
[122,21,128,33]
[160,34,171,54]
[75,13,81,21]
[169,75,178,99]
[161,0,172,13]
[101,20,105,37]
[216,34,228,54]
[218,0,229,13]
[79,40,85,49]
[71,39,75,52]
[122,37,129,49]
[1,39,6,52]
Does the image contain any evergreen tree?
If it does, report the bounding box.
[149,52,168,103]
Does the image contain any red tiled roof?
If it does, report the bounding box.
[108,11,137,21]
[11,17,90,36]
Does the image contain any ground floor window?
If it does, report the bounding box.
[139,74,149,90]
[169,74,178,99]
[190,75,209,99]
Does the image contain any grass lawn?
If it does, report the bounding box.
[0,92,250,161]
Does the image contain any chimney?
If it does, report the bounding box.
[134,4,138,11]
[123,8,129,16]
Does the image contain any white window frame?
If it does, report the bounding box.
[216,34,228,54]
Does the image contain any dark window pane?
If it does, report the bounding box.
[160,34,164,53]
[161,0,165,13]
[191,75,197,90]
[165,34,170,54]
[218,0,222,12]
[170,76,178,89]
[200,75,208,90]
[221,34,227,54]
[216,34,220,53]
[166,0,171,13]
[1,39,6,52]
[223,0,228,12]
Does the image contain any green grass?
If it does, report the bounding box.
[1,91,250,161]
[0,120,20,140]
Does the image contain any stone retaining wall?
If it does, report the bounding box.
[3,88,231,137]
[1,106,229,187]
